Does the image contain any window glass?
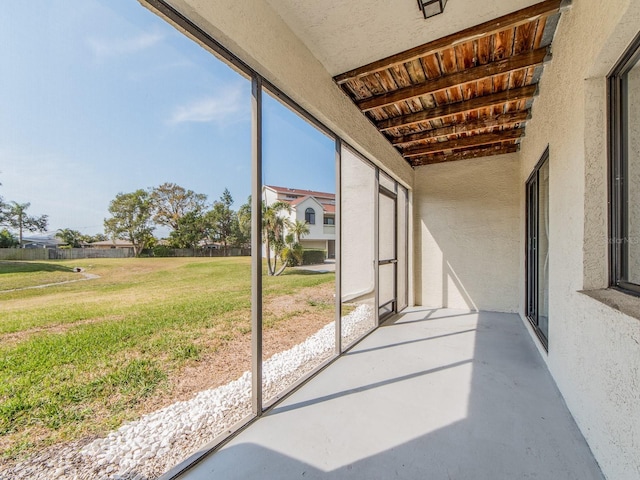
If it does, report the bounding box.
[0,1,252,477]
[261,89,336,407]
[397,185,409,311]
[624,59,640,284]
[610,34,640,293]
[340,147,376,348]
[305,207,316,224]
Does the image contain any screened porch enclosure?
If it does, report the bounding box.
[139,1,640,479]
[172,308,604,480]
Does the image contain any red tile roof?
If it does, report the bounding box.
[266,185,335,200]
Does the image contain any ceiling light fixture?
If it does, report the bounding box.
[417,0,448,19]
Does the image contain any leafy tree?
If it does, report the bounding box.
[2,202,48,246]
[207,188,237,255]
[0,197,5,226]
[56,228,84,248]
[104,190,155,257]
[168,211,207,249]
[150,182,207,231]
[262,200,292,276]
[83,233,108,243]
[0,178,5,225]
[235,196,252,248]
[0,229,18,248]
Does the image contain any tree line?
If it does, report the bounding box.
[102,183,250,257]
[1,180,312,276]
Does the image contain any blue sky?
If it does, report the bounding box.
[0,0,335,236]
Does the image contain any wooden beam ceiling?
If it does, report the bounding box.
[389,110,531,146]
[377,84,537,131]
[401,128,525,157]
[357,47,549,112]
[333,0,568,167]
[334,0,565,84]
[411,144,521,166]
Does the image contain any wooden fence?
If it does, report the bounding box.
[0,247,250,261]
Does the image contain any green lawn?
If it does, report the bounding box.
[0,257,334,459]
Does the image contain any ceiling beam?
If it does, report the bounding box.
[357,48,549,112]
[334,0,564,84]
[390,110,531,146]
[411,144,520,166]
[377,84,537,131]
[402,128,525,157]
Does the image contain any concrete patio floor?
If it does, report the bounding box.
[176,308,604,479]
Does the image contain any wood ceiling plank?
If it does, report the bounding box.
[477,36,492,65]
[411,144,520,166]
[376,70,398,92]
[389,64,413,89]
[334,0,564,84]
[357,47,548,112]
[390,110,530,145]
[377,84,537,131]
[401,128,525,156]
[493,27,515,61]
[514,20,537,54]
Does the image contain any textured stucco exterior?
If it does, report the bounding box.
[517,1,640,478]
[414,154,520,313]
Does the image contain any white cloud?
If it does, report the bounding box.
[88,32,164,59]
[169,85,249,126]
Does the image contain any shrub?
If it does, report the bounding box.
[302,249,325,265]
[152,245,174,257]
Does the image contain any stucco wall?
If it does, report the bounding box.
[151,0,413,189]
[518,1,640,478]
[414,153,520,313]
[293,197,333,241]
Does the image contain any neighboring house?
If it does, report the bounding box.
[89,239,136,249]
[263,185,336,258]
[21,235,64,249]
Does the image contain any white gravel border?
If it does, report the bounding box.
[1,304,375,480]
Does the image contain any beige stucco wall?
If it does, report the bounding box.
[518,1,640,478]
[150,0,413,189]
[414,153,520,313]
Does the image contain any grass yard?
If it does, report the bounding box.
[0,257,335,460]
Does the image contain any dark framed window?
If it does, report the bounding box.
[323,216,335,225]
[609,32,640,295]
[305,207,315,224]
[526,147,550,350]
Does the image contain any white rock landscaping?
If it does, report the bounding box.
[0,304,375,480]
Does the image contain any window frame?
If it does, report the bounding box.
[525,147,550,351]
[305,207,316,225]
[609,32,640,295]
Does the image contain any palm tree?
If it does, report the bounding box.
[290,219,310,243]
[5,202,48,247]
[262,200,292,276]
[56,228,83,248]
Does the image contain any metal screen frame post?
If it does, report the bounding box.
[335,139,342,354]
[251,75,263,415]
[374,168,380,323]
